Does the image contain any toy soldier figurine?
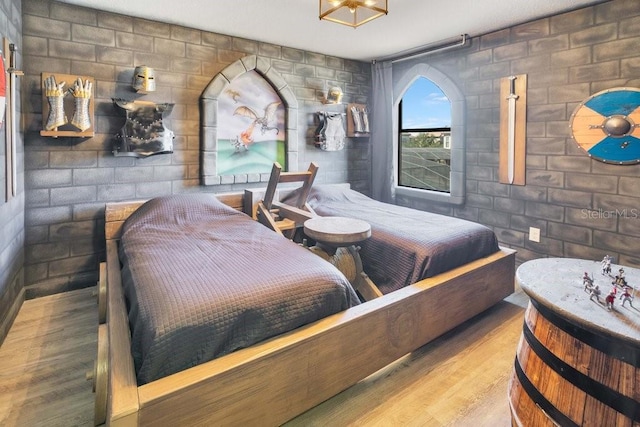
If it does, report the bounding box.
[613,268,627,288]
[605,289,616,310]
[620,286,634,307]
[583,272,594,291]
[589,284,601,303]
[601,255,612,275]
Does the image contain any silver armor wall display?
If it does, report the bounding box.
[315,111,346,151]
[40,73,95,138]
[112,99,174,158]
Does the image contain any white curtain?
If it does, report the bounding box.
[370,60,394,203]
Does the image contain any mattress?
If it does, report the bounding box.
[118,194,360,385]
[285,185,500,294]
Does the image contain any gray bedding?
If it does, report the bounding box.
[285,185,500,294]
[119,194,360,385]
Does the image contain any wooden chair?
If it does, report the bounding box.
[256,162,318,237]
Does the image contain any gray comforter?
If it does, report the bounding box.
[285,185,500,294]
[119,194,360,385]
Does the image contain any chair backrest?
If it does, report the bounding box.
[257,162,319,236]
[262,162,318,210]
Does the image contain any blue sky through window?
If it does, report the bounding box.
[401,77,451,129]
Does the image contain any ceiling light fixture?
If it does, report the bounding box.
[319,0,388,28]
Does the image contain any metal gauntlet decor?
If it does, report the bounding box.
[40,73,95,137]
[347,103,370,137]
[43,75,67,130]
[69,78,93,132]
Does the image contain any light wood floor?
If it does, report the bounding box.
[0,287,98,427]
[0,286,528,427]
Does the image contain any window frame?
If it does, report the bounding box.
[392,64,466,206]
[398,95,452,192]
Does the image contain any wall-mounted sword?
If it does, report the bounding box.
[5,42,23,199]
[506,75,519,184]
[0,46,6,202]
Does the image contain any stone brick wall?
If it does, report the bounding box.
[0,0,24,344]
[21,0,371,297]
[18,0,640,299]
[394,0,640,267]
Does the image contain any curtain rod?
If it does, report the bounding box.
[373,34,469,64]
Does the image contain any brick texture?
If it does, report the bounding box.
[393,0,640,268]
[17,0,640,299]
[22,0,372,296]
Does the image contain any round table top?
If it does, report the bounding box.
[303,216,371,247]
[516,257,640,345]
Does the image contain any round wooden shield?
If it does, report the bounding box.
[570,87,640,164]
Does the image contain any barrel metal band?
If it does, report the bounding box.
[513,356,578,427]
[529,298,640,367]
[523,322,640,422]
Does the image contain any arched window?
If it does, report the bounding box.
[393,64,465,205]
[398,77,451,192]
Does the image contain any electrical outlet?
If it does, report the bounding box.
[529,227,540,242]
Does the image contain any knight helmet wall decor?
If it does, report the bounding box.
[132,66,156,93]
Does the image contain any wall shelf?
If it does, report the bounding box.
[40,129,94,138]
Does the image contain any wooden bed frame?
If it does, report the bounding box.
[96,191,516,426]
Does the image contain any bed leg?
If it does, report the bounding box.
[98,262,107,324]
[86,324,108,426]
[355,272,383,300]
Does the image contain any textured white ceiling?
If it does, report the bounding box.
[57,0,604,61]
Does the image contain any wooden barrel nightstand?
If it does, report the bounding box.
[508,257,640,427]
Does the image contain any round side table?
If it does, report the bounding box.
[303,216,381,300]
[303,216,371,250]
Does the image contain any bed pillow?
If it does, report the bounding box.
[122,194,244,236]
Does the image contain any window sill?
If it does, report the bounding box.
[394,186,465,206]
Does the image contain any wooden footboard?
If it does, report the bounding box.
[100,196,516,426]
